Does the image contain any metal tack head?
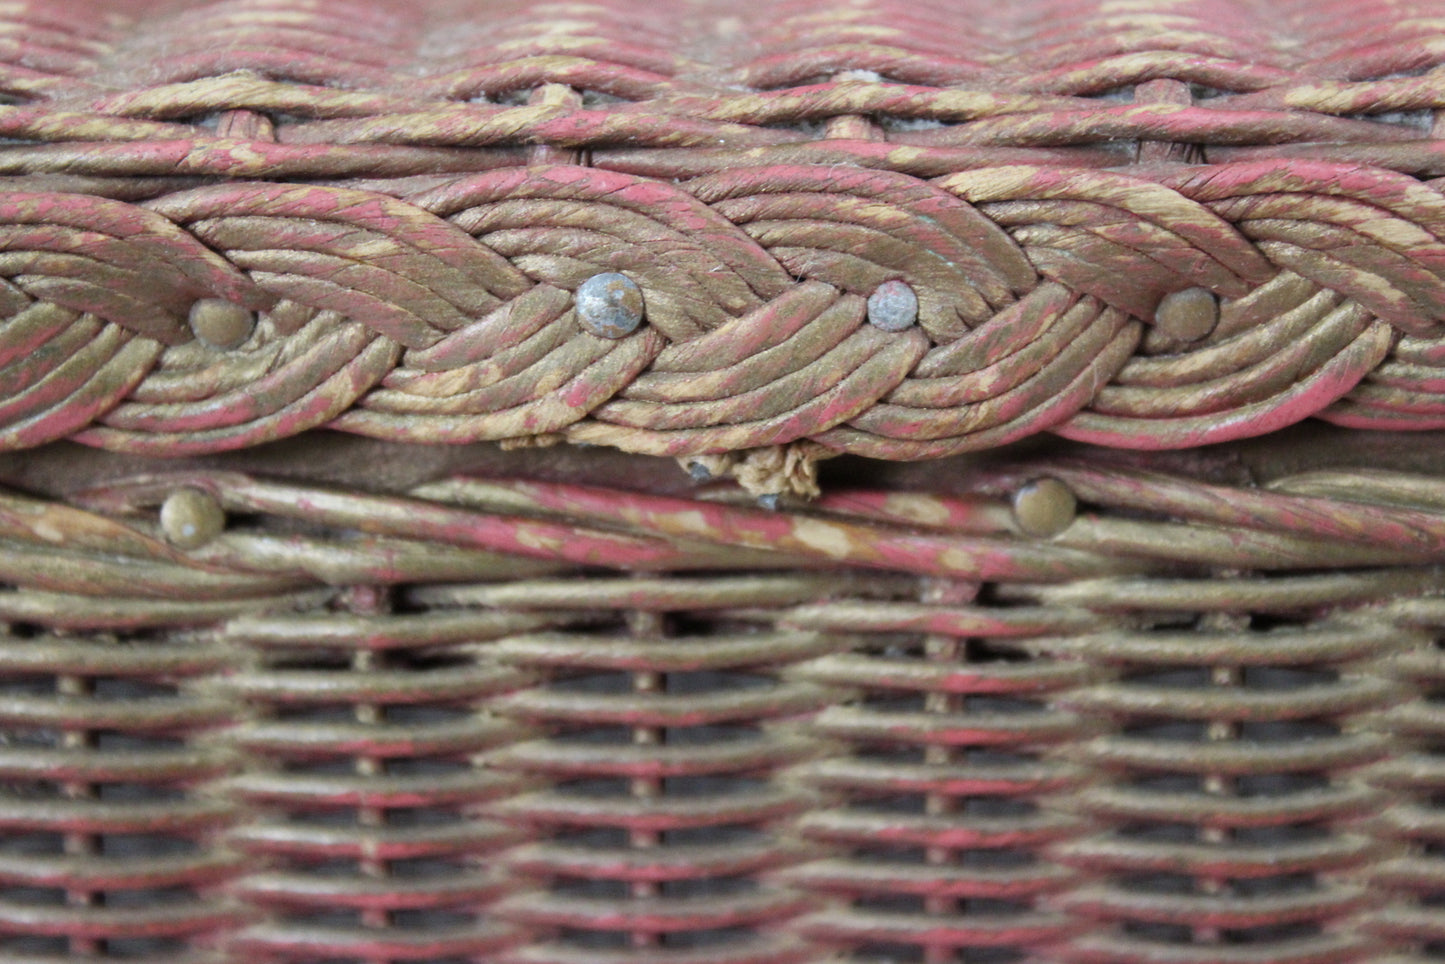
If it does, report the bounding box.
[160,488,226,550]
[1013,477,1077,538]
[576,272,645,338]
[867,280,918,331]
[188,299,256,350]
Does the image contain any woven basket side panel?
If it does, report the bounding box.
[0,464,1441,962]
[6,0,1445,960]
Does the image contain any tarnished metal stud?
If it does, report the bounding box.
[160,488,226,549]
[576,273,645,338]
[867,280,918,332]
[189,299,256,350]
[1012,477,1076,537]
[1155,287,1218,342]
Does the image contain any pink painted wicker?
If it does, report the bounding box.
[4,1,1445,963]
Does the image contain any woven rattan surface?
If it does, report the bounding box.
[0,436,1442,963]
[11,2,1445,963]
[6,0,1445,489]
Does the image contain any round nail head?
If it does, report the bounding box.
[1013,477,1076,538]
[576,273,645,338]
[1155,287,1218,342]
[160,488,226,550]
[189,299,256,350]
[867,280,918,332]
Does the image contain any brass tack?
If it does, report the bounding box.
[188,299,256,350]
[576,272,645,338]
[160,488,226,550]
[867,280,918,331]
[1155,287,1218,342]
[1013,477,1076,537]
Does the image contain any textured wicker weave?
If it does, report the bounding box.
[6,0,1445,492]
[3,437,1445,964]
[9,1,1445,963]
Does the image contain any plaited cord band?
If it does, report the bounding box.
[4,0,1445,493]
[4,160,1445,493]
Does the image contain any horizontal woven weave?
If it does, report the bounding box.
[0,446,1443,964]
[3,0,1445,477]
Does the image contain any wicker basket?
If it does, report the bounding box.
[4,1,1445,962]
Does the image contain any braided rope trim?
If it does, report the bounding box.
[4,159,1445,473]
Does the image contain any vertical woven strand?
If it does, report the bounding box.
[781,590,1093,961]
[485,575,837,964]
[217,597,543,963]
[1357,598,1445,961]
[0,623,242,962]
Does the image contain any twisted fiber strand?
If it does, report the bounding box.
[25,461,1445,604]
[0,158,1440,464]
